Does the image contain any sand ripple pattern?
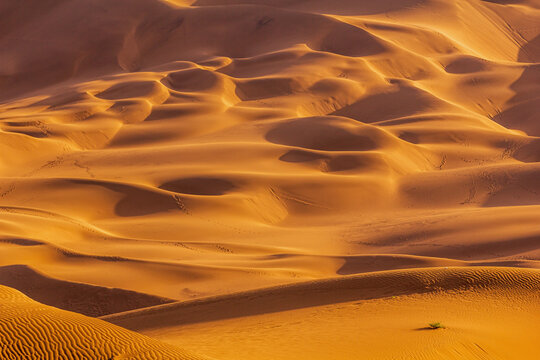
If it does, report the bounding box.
[0,0,540,358]
[0,286,208,359]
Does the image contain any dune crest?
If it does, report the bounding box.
[104,267,540,360]
[0,285,208,359]
[0,0,539,358]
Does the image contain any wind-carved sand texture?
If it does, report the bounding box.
[0,0,539,359]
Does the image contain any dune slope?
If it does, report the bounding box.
[104,267,540,360]
[0,285,208,359]
[0,0,539,358]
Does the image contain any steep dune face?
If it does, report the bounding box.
[0,264,172,317]
[0,285,208,359]
[0,0,539,358]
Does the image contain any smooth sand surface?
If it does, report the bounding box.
[0,0,539,358]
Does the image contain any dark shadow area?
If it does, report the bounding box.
[331,84,444,124]
[0,265,172,317]
[265,117,379,151]
[159,177,236,196]
[492,33,540,138]
[414,327,446,331]
[70,179,181,217]
[193,0,428,16]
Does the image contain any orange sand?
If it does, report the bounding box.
[0,0,539,358]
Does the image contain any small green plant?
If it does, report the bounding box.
[428,322,445,329]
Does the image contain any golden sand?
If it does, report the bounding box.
[0,0,539,358]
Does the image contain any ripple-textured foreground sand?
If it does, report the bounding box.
[0,0,539,359]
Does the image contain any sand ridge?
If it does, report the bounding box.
[103,267,540,359]
[0,285,209,359]
[0,0,539,358]
[102,266,540,329]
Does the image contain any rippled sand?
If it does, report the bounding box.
[1,0,539,358]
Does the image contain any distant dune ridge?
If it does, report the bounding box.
[0,0,539,359]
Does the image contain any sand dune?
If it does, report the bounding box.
[0,264,172,317]
[0,285,208,359]
[104,267,540,359]
[1,0,539,358]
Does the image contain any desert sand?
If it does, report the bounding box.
[0,0,539,359]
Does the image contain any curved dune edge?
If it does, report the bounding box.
[103,267,540,360]
[0,0,540,358]
[0,285,211,360]
[0,0,539,302]
[0,264,173,317]
[103,266,540,329]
